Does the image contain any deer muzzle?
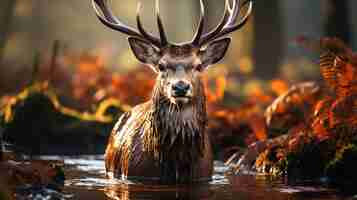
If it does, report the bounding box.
[169,80,193,104]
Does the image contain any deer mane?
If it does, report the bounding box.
[143,79,207,164]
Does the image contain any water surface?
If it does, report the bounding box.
[38,155,355,200]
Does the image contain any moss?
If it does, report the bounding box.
[285,139,336,180]
[0,83,126,154]
[95,98,130,121]
[325,144,357,190]
[1,83,119,124]
[257,132,357,191]
[254,143,328,179]
[258,137,334,180]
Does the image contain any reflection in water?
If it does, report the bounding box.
[104,184,213,200]
[37,155,353,200]
[101,176,340,200]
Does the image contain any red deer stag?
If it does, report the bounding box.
[92,0,253,183]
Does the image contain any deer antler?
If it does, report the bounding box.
[192,0,206,46]
[92,0,167,47]
[194,0,253,46]
[92,0,252,47]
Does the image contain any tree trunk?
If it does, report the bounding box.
[0,0,17,64]
[349,0,357,49]
[0,119,4,161]
[252,1,284,79]
[324,0,351,44]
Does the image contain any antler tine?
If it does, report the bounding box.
[156,0,169,46]
[220,0,253,34]
[92,0,141,37]
[92,0,163,47]
[227,0,240,26]
[136,3,162,47]
[197,0,232,45]
[192,0,206,46]
[199,0,253,46]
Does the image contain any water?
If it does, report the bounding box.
[38,155,355,200]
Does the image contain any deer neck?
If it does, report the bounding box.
[143,81,207,161]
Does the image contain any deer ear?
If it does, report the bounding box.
[128,37,161,66]
[199,38,231,67]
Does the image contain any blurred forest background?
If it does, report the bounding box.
[2,1,357,196]
[0,0,356,106]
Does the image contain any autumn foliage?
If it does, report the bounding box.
[229,37,357,186]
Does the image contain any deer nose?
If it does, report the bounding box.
[172,81,190,96]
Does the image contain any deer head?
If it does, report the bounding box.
[92,0,253,105]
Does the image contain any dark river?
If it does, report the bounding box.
[37,155,356,200]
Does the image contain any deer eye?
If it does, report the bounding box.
[158,63,165,71]
[195,64,204,72]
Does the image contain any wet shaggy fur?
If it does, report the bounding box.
[104,75,209,183]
